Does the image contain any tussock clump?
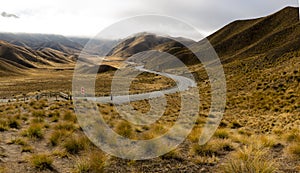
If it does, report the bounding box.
[32,110,46,117]
[8,138,27,146]
[49,129,69,146]
[30,154,53,170]
[63,111,77,122]
[75,150,106,173]
[286,142,300,158]
[115,121,133,139]
[222,146,277,173]
[22,124,43,139]
[7,117,21,129]
[214,128,230,139]
[54,122,76,131]
[284,129,300,143]
[21,145,33,153]
[0,120,8,131]
[64,135,90,154]
[191,139,234,157]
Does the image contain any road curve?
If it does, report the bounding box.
[79,66,196,104]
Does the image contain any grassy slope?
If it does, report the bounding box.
[0,6,299,173]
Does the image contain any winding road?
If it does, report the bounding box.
[0,66,197,104]
[80,65,197,104]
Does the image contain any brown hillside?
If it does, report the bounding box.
[108,33,176,58]
[207,6,300,63]
[0,41,49,68]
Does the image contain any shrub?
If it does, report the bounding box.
[191,139,234,156]
[63,111,77,122]
[0,120,8,131]
[7,117,20,129]
[22,124,43,139]
[31,117,44,124]
[214,129,230,139]
[284,129,300,143]
[222,146,277,173]
[161,149,183,161]
[193,155,219,166]
[21,145,33,153]
[259,135,277,148]
[287,142,300,158]
[8,138,27,146]
[49,130,68,146]
[49,104,60,110]
[0,166,6,173]
[230,121,243,129]
[75,151,106,173]
[32,110,46,117]
[55,122,76,131]
[115,121,133,138]
[30,154,53,170]
[48,111,60,118]
[75,159,91,173]
[64,135,89,154]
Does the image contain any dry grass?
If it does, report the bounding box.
[284,129,300,143]
[193,155,220,166]
[22,123,43,139]
[29,154,53,170]
[54,122,76,131]
[0,50,298,172]
[74,150,106,173]
[49,129,69,146]
[191,138,234,157]
[214,128,230,139]
[286,142,300,159]
[63,134,91,154]
[115,121,134,139]
[21,145,33,153]
[221,146,277,173]
[8,138,27,146]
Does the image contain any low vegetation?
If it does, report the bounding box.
[0,11,299,170]
[222,146,277,173]
[29,154,53,170]
[0,86,299,172]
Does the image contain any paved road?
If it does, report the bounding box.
[79,66,196,104]
[0,67,196,105]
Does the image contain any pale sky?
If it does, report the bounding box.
[0,0,298,40]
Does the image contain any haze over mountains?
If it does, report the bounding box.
[0,6,299,76]
[107,7,299,66]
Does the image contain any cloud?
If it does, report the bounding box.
[118,0,299,36]
[0,0,298,39]
[1,12,19,18]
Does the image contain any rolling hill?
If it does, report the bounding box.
[0,33,83,54]
[0,40,77,75]
[107,7,299,68]
[0,7,299,77]
[208,6,300,64]
[0,40,49,68]
[0,6,299,173]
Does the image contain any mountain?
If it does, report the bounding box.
[0,40,77,75]
[107,7,299,67]
[0,33,122,57]
[107,33,196,58]
[0,56,28,76]
[208,6,300,64]
[0,33,83,54]
[0,40,50,68]
[68,37,118,56]
[0,6,299,76]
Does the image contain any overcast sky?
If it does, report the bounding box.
[0,0,298,40]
